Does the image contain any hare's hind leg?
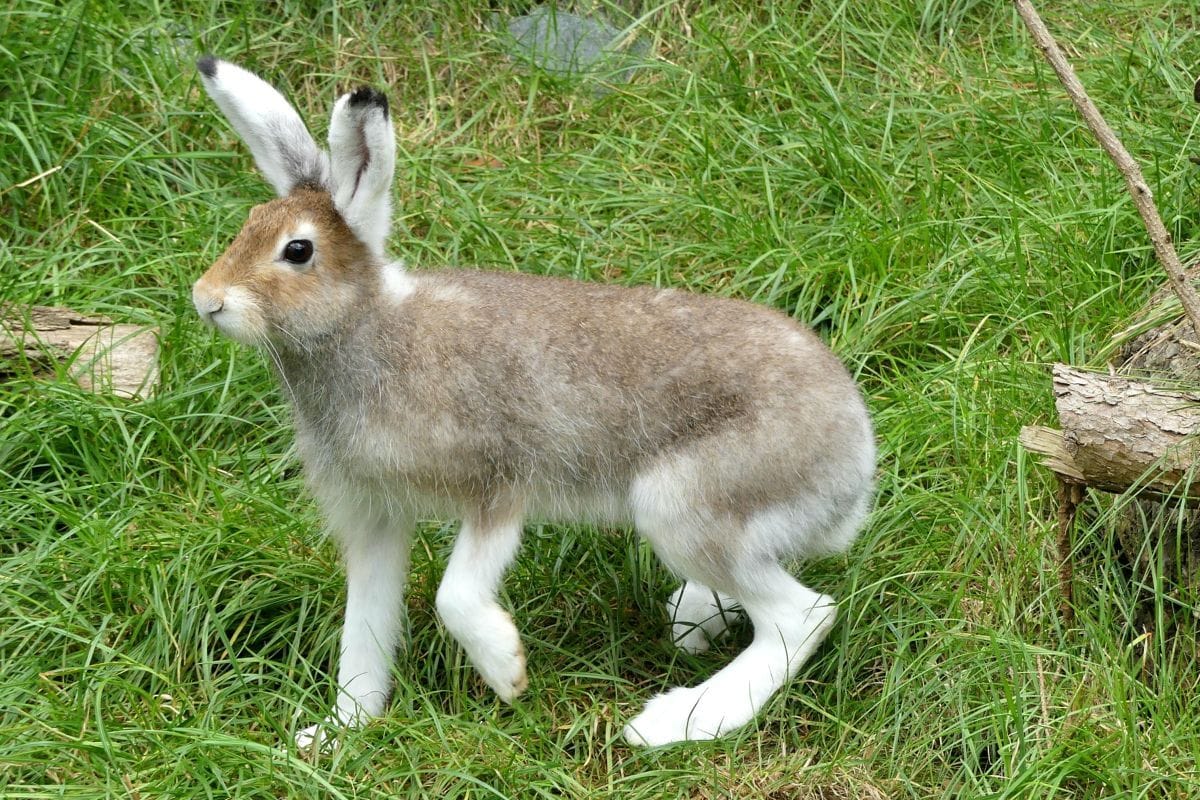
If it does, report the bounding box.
[435,511,528,701]
[625,562,836,746]
[667,581,743,655]
[625,467,849,746]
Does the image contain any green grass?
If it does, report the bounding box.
[4,0,1200,796]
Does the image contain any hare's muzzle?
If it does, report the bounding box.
[191,275,266,345]
[192,280,224,325]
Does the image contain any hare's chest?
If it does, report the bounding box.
[293,403,485,490]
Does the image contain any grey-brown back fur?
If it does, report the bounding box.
[279,258,872,554]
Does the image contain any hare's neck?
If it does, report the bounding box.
[270,323,374,425]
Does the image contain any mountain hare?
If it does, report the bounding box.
[191,56,875,748]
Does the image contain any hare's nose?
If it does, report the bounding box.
[192,284,225,322]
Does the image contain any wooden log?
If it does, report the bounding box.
[1020,364,1200,501]
[1013,0,1200,611]
[1020,363,1200,617]
[0,305,159,399]
[1019,425,1085,483]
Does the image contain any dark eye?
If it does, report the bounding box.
[282,239,313,265]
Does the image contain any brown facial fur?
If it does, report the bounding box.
[194,190,375,345]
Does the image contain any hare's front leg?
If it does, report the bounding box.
[435,513,527,701]
[295,515,412,750]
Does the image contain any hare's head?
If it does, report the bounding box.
[191,57,395,347]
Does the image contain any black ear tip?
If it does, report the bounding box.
[197,55,218,79]
[348,86,389,115]
[1194,76,1200,104]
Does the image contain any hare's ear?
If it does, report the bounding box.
[196,56,329,197]
[328,87,395,257]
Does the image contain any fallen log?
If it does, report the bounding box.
[1020,364,1200,502]
[0,304,159,399]
[1014,1,1200,618]
[1020,363,1200,618]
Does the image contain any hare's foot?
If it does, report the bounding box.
[626,568,837,747]
[667,582,742,655]
[294,718,339,754]
[436,511,529,702]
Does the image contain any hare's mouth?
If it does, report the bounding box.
[193,284,267,345]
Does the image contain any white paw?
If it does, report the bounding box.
[293,721,337,754]
[471,614,528,702]
[623,685,755,747]
[671,619,715,655]
[667,586,741,655]
[293,714,354,754]
[672,619,726,655]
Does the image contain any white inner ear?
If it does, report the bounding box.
[328,94,395,258]
[200,60,329,197]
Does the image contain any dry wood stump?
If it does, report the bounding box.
[0,304,159,399]
[1022,299,1200,619]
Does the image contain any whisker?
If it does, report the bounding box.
[262,337,300,409]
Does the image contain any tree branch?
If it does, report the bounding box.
[1014,0,1200,335]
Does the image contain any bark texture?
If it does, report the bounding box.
[1012,0,1200,602]
[0,305,159,398]
[1021,365,1200,500]
[1047,365,1200,497]
[1112,302,1200,594]
[1020,303,1200,597]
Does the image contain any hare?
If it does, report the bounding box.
[190,56,875,749]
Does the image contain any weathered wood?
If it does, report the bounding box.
[1019,425,1086,484]
[1109,287,1200,602]
[0,304,159,399]
[1020,362,1200,613]
[1011,0,1200,617]
[1022,364,1200,501]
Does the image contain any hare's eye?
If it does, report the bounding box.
[283,239,314,265]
